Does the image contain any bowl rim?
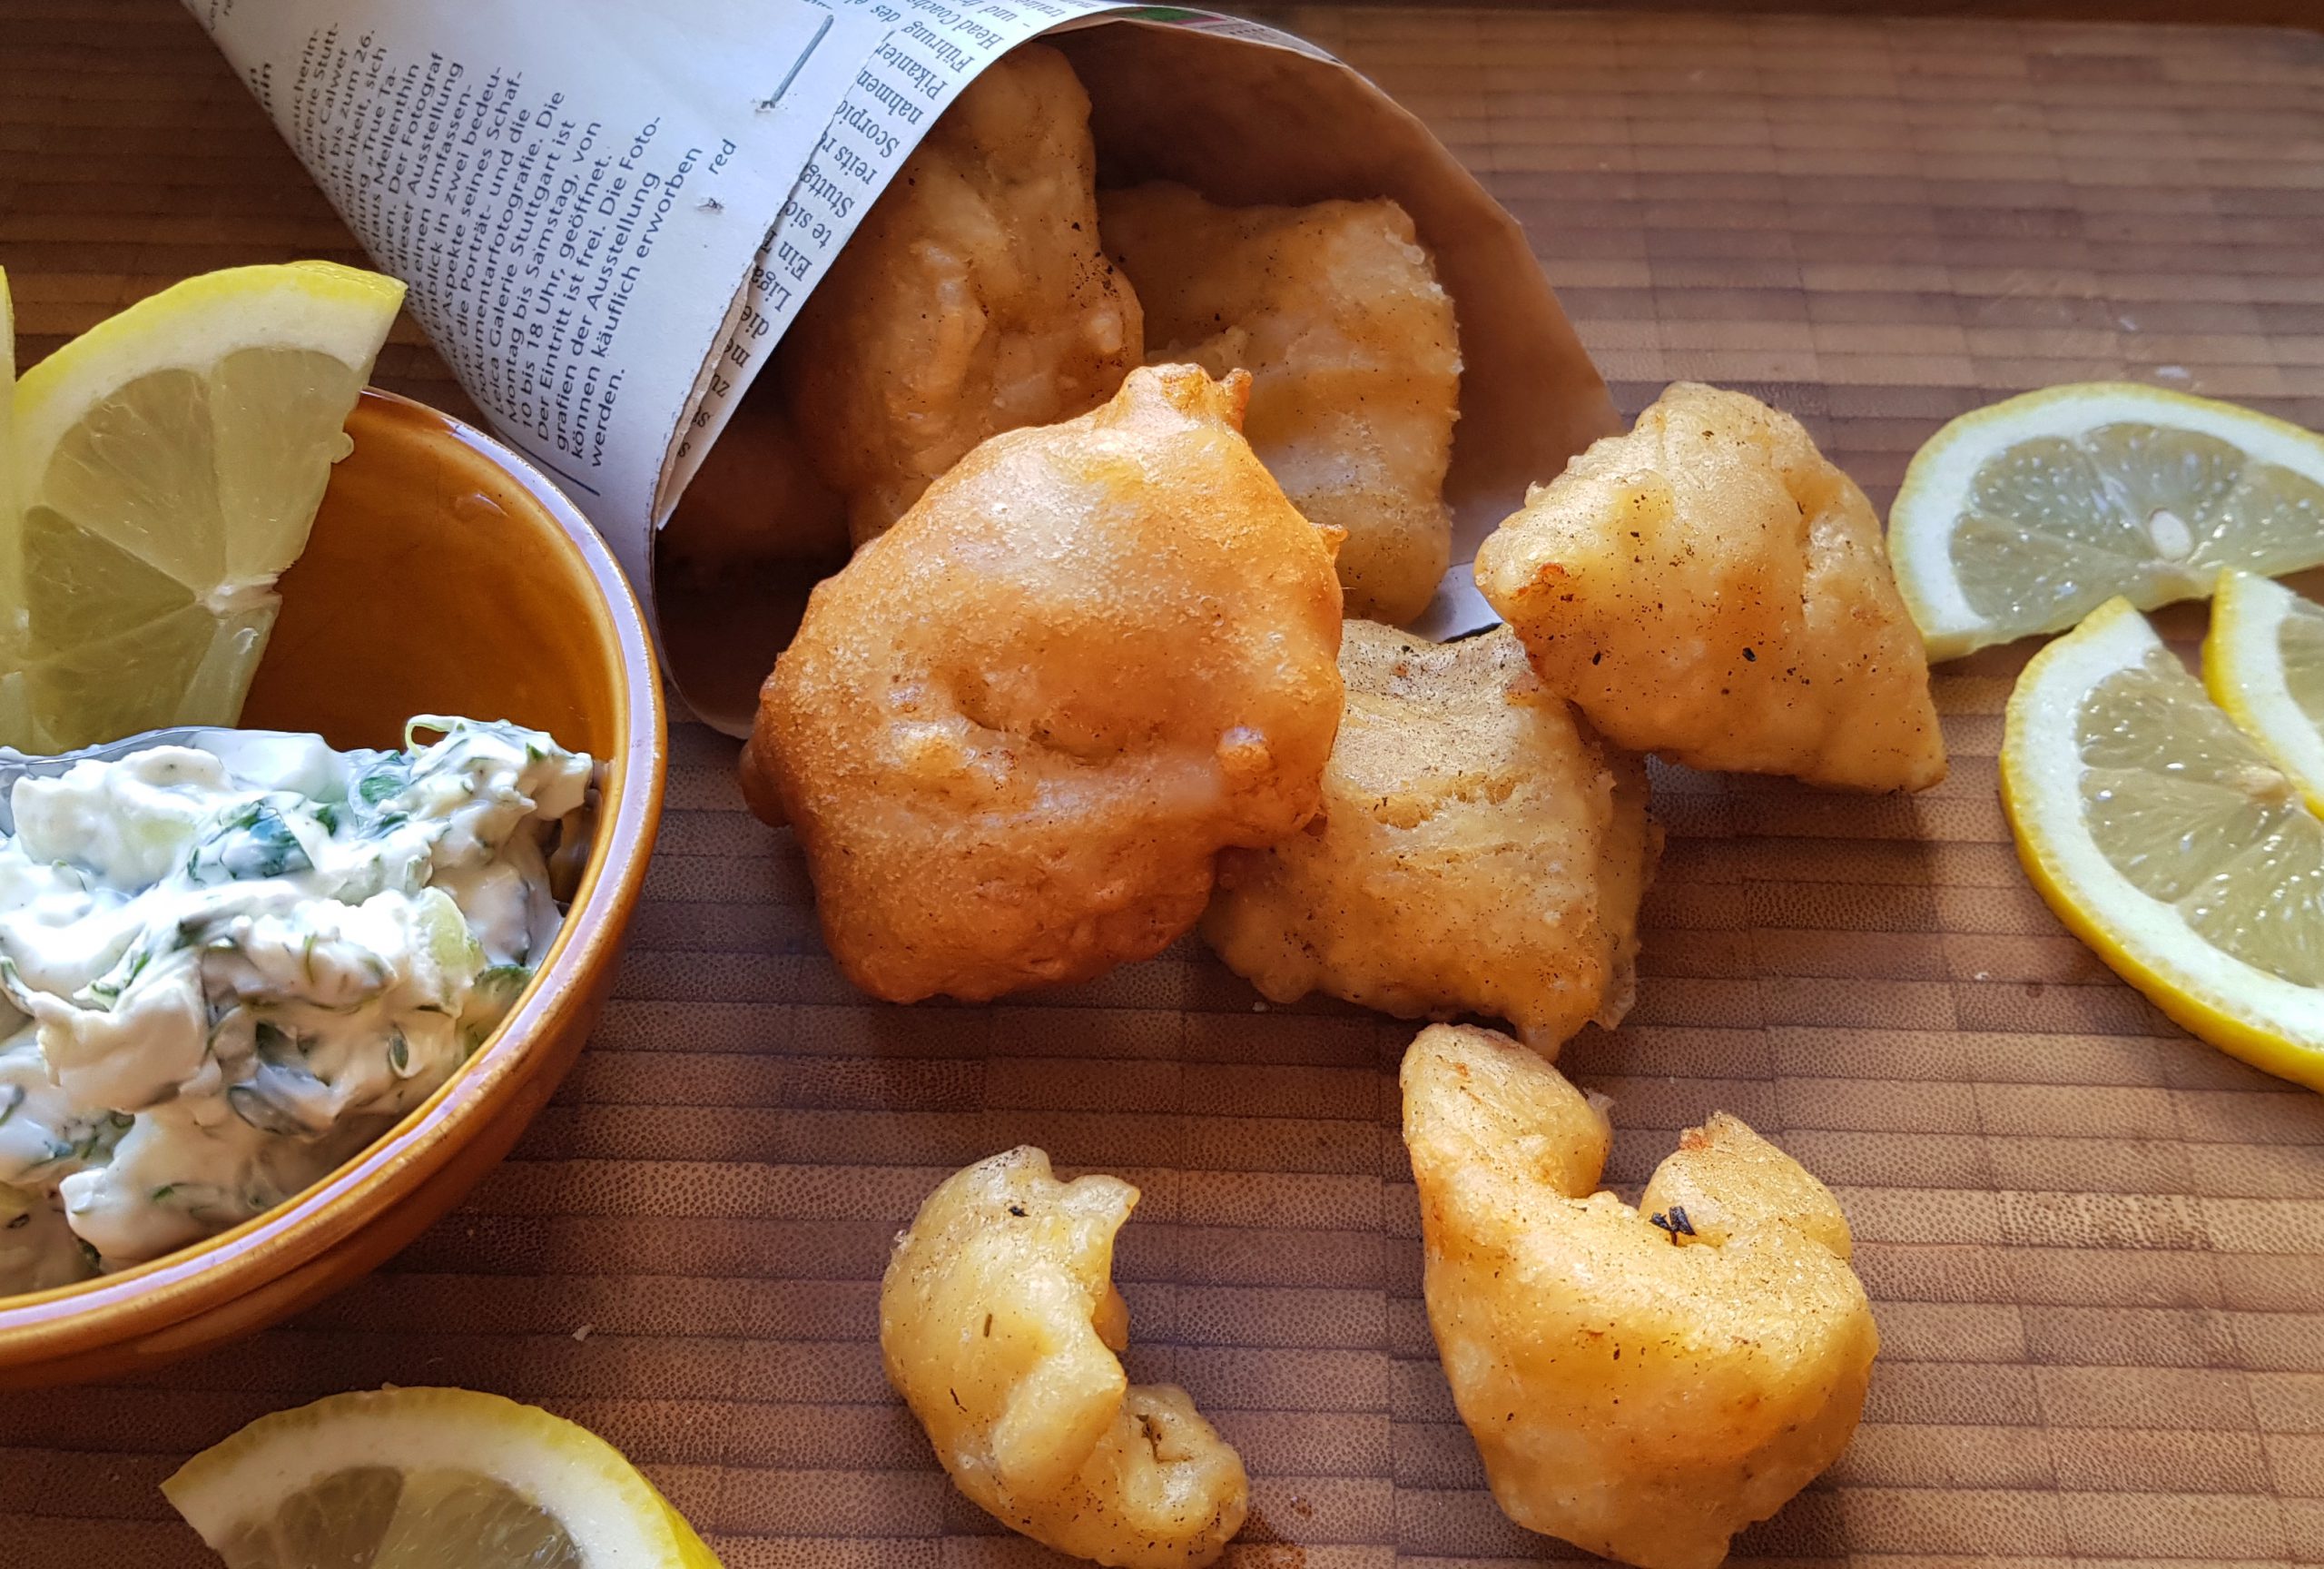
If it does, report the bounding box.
[0,387,666,1359]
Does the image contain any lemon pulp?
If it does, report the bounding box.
[1955,427,2323,626]
[1892,384,2324,660]
[0,265,23,742]
[209,1466,585,1569]
[2281,597,2324,725]
[2203,569,2324,818]
[163,1386,724,1569]
[2075,642,2324,987]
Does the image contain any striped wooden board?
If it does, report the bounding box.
[5,4,2324,1567]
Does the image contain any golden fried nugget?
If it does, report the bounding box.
[881,1148,1249,1569]
[1203,621,1654,1052]
[1473,382,1945,791]
[743,363,1344,1003]
[1101,182,1461,624]
[780,44,1143,545]
[1403,1023,1878,1569]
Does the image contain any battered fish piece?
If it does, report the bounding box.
[782,44,1143,544]
[881,1148,1249,1569]
[1473,382,1945,791]
[1101,183,1461,624]
[743,364,1344,1003]
[1203,622,1654,1052]
[1403,1023,1878,1569]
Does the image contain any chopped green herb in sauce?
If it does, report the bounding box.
[0,718,591,1296]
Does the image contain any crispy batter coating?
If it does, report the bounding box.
[1473,382,1945,791]
[1403,1023,1879,1569]
[1100,182,1461,624]
[743,364,1344,1003]
[881,1148,1249,1569]
[1203,622,1654,1052]
[780,44,1143,545]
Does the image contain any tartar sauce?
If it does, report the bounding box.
[0,717,592,1296]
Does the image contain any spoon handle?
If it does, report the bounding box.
[0,727,312,835]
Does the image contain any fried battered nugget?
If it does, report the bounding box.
[1403,1023,1878,1569]
[1101,183,1461,624]
[1473,382,1945,791]
[1203,622,1653,1052]
[781,44,1143,545]
[743,363,1344,1003]
[881,1148,1249,1569]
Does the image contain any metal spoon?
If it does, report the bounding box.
[0,727,317,835]
[0,727,598,904]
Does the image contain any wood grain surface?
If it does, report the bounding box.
[5,4,2324,1566]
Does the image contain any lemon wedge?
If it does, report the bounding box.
[6,261,404,752]
[2003,596,2324,1090]
[162,1386,724,1568]
[2204,569,2324,819]
[1891,382,2324,661]
[0,264,26,744]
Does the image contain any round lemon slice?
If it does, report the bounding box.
[2003,596,2324,1090]
[8,261,404,752]
[2204,569,2324,819]
[162,1386,724,1568]
[1891,382,2324,661]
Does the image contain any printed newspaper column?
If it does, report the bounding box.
[185,0,881,594]
[184,0,1123,602]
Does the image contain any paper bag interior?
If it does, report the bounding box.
[655,17,1620,736]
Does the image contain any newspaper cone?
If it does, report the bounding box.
[187,1,1615,732]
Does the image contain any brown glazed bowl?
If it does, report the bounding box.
[0,389,665,1386]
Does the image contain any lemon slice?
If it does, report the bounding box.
[2204,569,2324,819]
[2003,596,2324,1090]
[7,261,404,752]
[162,1386,724,1568]
[1891,382,2324,661]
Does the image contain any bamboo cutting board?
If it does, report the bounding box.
[5,4,2324,1566]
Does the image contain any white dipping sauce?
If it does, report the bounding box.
[0,718,592,1295]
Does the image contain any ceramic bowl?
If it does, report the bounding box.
[0,389,665,1386]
